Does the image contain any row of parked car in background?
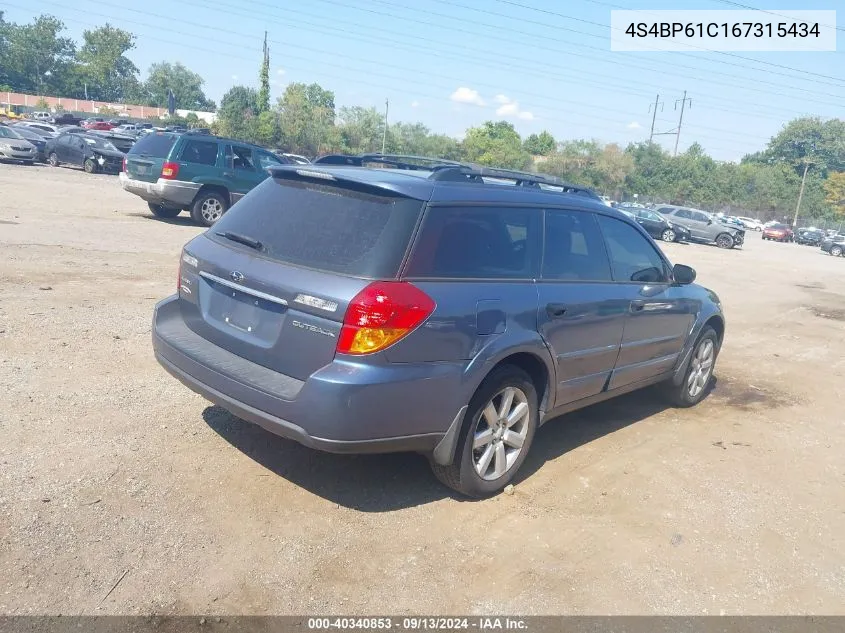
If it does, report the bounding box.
[4,118,845,260]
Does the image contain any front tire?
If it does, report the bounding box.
[148,202,181,219]
[190,190,228,227]
[831,245,843,257]
[83,158,98,174]
[661,228,676,242]
[664,326,719,408]
[716,233,735,249]
[48,152,59,167]
[430,366,538,498]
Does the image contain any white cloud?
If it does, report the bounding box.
[627,121,642,129]
[494,95,533,120]
[277,68,286,75]
[411,100,419,108]
[231,74,238,81]
[450,86,485,106]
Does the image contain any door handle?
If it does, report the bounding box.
[630,300,645,313]
[546,303,568,318]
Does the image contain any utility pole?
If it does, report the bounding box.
[793,159,811,227]
[673,91,692,156]
[381,98,389,154]
[648,94,663,143]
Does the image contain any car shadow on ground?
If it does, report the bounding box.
[126,212,197,226]
[203,379,714,512]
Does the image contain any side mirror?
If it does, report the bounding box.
[707,218,713,225]
[673,264,696,285]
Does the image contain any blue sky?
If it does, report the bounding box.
[4,0,844,160]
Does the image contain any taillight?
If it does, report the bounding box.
[337,282,435,355]
[161,161,179,179]
[122,157,127,172]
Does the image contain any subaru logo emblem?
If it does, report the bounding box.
[230,271,245,283]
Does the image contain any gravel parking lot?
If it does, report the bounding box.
[1,163,844,616]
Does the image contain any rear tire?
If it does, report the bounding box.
[663,326,719,408]
[716,233,735,249]
[48,152,59,167]
[83,158,97,174]
[190,190,228,227]
[430,366,538,498]
[831,245,843,257]
[148,202,181,219]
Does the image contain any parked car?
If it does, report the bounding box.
[821,234,845,257]
[120,132,290,225]
[720,216,745,229]
[29,111,53,122]
[736,216,763,231]
[795,228,825,246]
[13,121,59,136]
[112,123,143,137]
[761,223,793,242]
[90,129,136,153]
[46,132,125,173]
[82,120,115,131]
[151,154,725,496]
[625,207,691,243]
[108,118,128,126]
[656,205,745,249]
[52,113,82,126]
[0,125,37,164]
[281,152,311,164]
[4,123,47,161]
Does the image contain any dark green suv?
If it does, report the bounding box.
[119,132,290,226]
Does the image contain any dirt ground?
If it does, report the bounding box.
[1,162,844,616]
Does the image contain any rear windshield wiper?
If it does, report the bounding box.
[216,231,263,251]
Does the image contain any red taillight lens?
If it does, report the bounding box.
[337,281,435,355]
[122,157,127,172]
[161,161,179,179]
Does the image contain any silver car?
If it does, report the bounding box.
[656,205,745,249]
[0,125,36,164]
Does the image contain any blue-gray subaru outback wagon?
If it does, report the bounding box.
[153,154,724,497]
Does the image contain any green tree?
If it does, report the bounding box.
[385,122,461,159]
[523,130,556,156]
[76,24,139,102]
[258,33,270,113]
[278,82,336,156]
[823,172,845,220]
[0,14,76,95]
[337,106,384,154]
[761,117,845,176]
[461,120,531,170]
[217,85,258,138]
[143,62,215,111]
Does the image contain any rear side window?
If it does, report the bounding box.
[210,178,425,278]
[179,139,218,166]
[129,133,177,158]
[673,209,691,219]
[692,211,710,223]
[543,210,611,282]
[405,206,540,279]
[596,215,669,284]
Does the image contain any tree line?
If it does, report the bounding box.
[2,12,844,223]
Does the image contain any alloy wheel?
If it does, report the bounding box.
[201,198,223,223]
[472,386,531,481]
[687,338,715,398]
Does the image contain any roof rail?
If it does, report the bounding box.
[310,152,600,200]
[429,164,599,199]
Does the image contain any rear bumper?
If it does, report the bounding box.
[152,295,467,455]
[120,172,201,207]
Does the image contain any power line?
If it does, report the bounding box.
[712,0,845,33]
[576,0,845,80]
[5,3,758,158]
[184,0,842,122]
[302,0,845,107]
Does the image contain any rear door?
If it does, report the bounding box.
[125,132,179,182]
[176,174,426,380]
[536,209,626,405]
[594,215,695,390]
[174,137,221,182]
[671,208,703,238]
[689,210,714,240]
[225,145,269,202]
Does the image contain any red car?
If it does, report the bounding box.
[762,223,794,242]
[82,119,114,131]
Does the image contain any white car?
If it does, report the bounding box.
[736,216,763,231]
[29,111,53,122]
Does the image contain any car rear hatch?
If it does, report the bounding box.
[175,171,428,381]
[125,131,178,182]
